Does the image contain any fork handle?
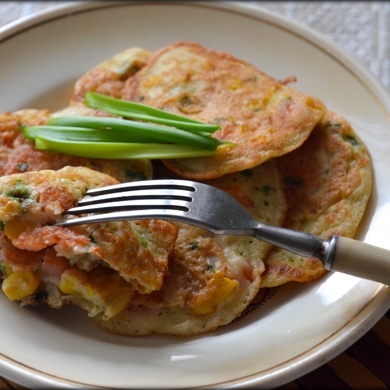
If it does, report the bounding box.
[253,225,390,285]
[327,236,390,285]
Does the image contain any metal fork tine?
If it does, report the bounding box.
[86,179,196,196]
[58,208,190,227]
[55,179,390,285]
[64,199,190,215]
[78,189,193,206]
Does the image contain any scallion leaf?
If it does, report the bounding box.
[21,94,235,159]
[21,125,167,144]
[46,116,223,151]
[84,92,220,133]
[34,136,216,159]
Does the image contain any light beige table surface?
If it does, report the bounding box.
[1,1,389,92]
[0,2,389,390]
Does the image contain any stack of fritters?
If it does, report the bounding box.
[0,166,177,320]
[0,42,372,336]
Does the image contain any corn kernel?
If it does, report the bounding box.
[246,100,259,110]
[191,273,238,315]
[84,285,95,298]
[143,75,162,88]
[4,217,35,240]
[2,270,39,301]
[59,275,81,295]
[59,271,94,297]
[215,276,238,300]
[306,96,322,110]
[191,297,217,316]
[0,198,22,221]
[226,78,244,91]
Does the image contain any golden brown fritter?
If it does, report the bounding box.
[0,166,178,320]
[123,41,327,180]
[260,111,372,287]
[94,160,287,335]
[70,47,153,105]
[0,41,373,337]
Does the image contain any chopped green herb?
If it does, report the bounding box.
[180,95,195,107]
[324,121,342,128]
[5,180,31,200]
[16,162,29,172]
[34,291,48,300]
[205,263,215,272]
[139,236,148,247]
[125,169,148,181]
[260,185,275,195]
[345,135,358,146]
[244,76,258,83]
[189,242,198,250]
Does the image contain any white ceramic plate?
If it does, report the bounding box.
[0,2,389,388]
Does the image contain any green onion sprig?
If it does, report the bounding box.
[46,116,222,150]
[34,137,216,159]
[22,125,153,143]
[21,92,232,159]
[84,92,219,133]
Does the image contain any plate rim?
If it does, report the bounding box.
[0,1,389,388]
[1,0,389,111]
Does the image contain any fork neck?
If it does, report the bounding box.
[253,223,329,262]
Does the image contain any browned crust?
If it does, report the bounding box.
[260,111,372,287]
[123,41,327,179]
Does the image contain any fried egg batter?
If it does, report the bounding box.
[0,166,177,320]
[260,111,372,287]
[0,42,373,337]
[94,160,287,335]
[123,41,327,180]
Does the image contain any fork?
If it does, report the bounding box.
[58,179,390,285]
